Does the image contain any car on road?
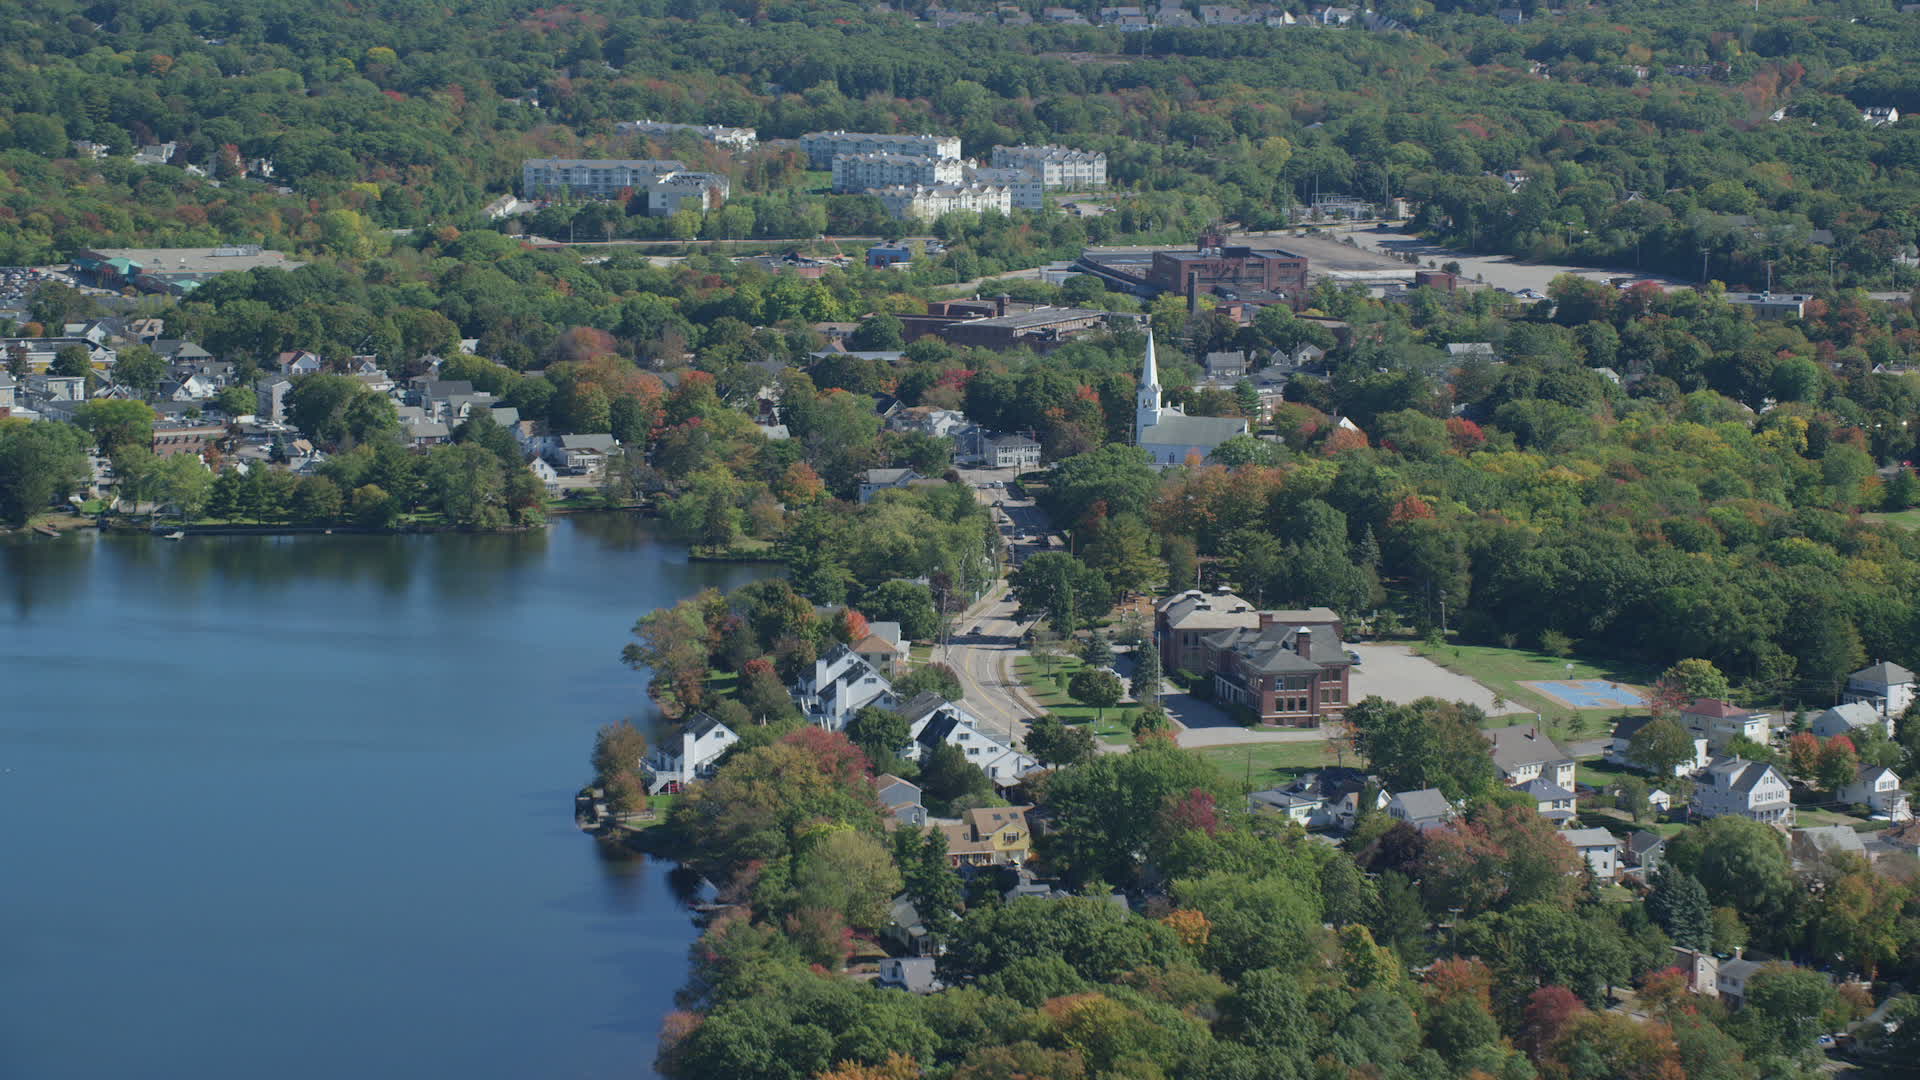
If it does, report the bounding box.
[1347,650,1362,664]
[970,625,982,635]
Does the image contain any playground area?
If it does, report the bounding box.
[1519,679,1647,710]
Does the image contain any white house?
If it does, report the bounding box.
[1387,788,1454,831]
[897,692,1035,784]
[1517,777,1578,825]
[1692,757,1793,826]
[1607,715,1709,775]
[1863,106,1901,127]
[1488,724,1577,790]
[1251,767,1381,832]
[1680,698,1772,752]
[1811,701,1894,741]
[859,468,922,503]
[1844,661,1916,722]
[642,713,739,794]
[986,434,1042,470]
[792,644,897,731]
[1561,828,1622,881]
[1716,955,1767,1009]
[1838,765,1911,821]
[876,956,943,993]
[1134,331,1248,465]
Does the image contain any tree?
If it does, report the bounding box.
[590,720,649,814]
[1787,732,1822,782]
[1665,815,1793,918]
[847,314,905,351]
[1818,736,1859,793]
[1646,866,1712,950]
[864,579,940,641]
[73,400,156,457]
[1629,717,1696,777]
[1039,741,1227,885]
[51,344,92,379]
[0,420,90,526]
[846,704,911,765]
[1080,631,1113,669]
[1735,964,1838,1060]
[1068,668,1124,720]
[1347,696,1495,799]
[1658,658,1731,701]
[1131,640,1162,707]
[793,830,902,932]
[112,345,166,395]
[1009,552,1110,636]
[1025,714,1096,768]
[921,740,993,810]
[623,591,718,716]
[894,827,963,944]
[213,385,256,418]
[893,663,963,701]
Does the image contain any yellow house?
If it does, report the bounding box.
[940,806,1033,867]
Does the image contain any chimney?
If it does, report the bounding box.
[1295,627,1312,655]
[996,293,1010,317]
[1258,612,1278,630]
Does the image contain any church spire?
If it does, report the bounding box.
[1135,328,1164,444]
[1141,328,1160,393]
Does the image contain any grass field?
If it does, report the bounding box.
[1411,642,1653,746]
[1193,741,1345,788]
[1014,654,1136,743]
[1865,509,1920,530]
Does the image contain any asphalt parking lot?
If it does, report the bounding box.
[1347,642,1506,713]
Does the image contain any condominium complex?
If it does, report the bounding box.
[964,166,1046,209]
[832,153,964,192]
[872,183,1012,221]
[615,120,758,149]
[521,158,729,214]
[989,145,1108,188]
[522,158,685,198]
[800,131,963,169]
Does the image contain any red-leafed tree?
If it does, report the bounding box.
[1518,985,1587,1057]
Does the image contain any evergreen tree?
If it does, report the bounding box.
[1131,640,1163,706]
[1080,631,1113,669]
[1647,866,1712,951]
[894,827,963,944]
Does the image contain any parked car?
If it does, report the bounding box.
[1347,650,1362,664]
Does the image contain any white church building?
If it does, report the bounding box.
[1134,331,1249,466]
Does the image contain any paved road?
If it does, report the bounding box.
[939,467,1055,748]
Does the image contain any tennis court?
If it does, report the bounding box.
[1520,679,1647,710]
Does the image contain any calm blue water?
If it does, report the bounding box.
[0,516,757,1080]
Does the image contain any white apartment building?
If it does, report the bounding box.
[615,120,757,149]
[964,166,1046,209]
[989,144,1108,188]
[872,183,1012,221]
[799,131,962,169]
[522,158,685,198]
[644,171,730,216]
[832,153,964,192]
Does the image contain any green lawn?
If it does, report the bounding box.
[1015,654,1137,743]
[1411,641,1654,746]
[1864,509,1920,530]
[1194,741,1345,789]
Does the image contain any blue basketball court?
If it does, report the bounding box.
[1520,679,1647,709]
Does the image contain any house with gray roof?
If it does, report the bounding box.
[859,467,922,503]
[897,692,1035,784]
[1518,777,1578,824]
[1625,830,1667,874]
[874,773,927,827]
[1838,764,1910,821]
[1845,660,1916,721]
[1561,828,1621,880]
[1487,724,1576,791]
[792,644,897,731]
[877,956,943,994]
[1811,701,1892,740]
[1387,788,1453,831]
[642,712,739,794]
[1791,825,1868,870]
[1692,757,1792,826]
[1716,955,1767,1008]
[1155,588,1262,674]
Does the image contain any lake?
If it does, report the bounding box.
[0,516,760,1080]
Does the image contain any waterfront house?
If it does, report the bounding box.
[642,713,738,794]
[792,644,897,731]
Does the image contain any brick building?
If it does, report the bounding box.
[1200,611,1352,726]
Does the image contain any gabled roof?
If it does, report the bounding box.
[1850,661,1916,685]
[1703,756,1781,793]
[863,468,917,485]
[1794,825,1867,858]
[853,633,901,656]
[1683,698,1761,719]
[1205,620,1348,676]
[1815,702,1884,730]
[684,712,730,740]
[1391,788,1450,820]
[1517,777,1575,802]
[1857,764,1900,785]
[1561,828,1619,849]
[1626,830,1666,855]
[1486,724,1572,773]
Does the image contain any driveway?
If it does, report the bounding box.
[1347,643,1504,713]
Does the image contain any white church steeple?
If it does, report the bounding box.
[1135,329,1164,443]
